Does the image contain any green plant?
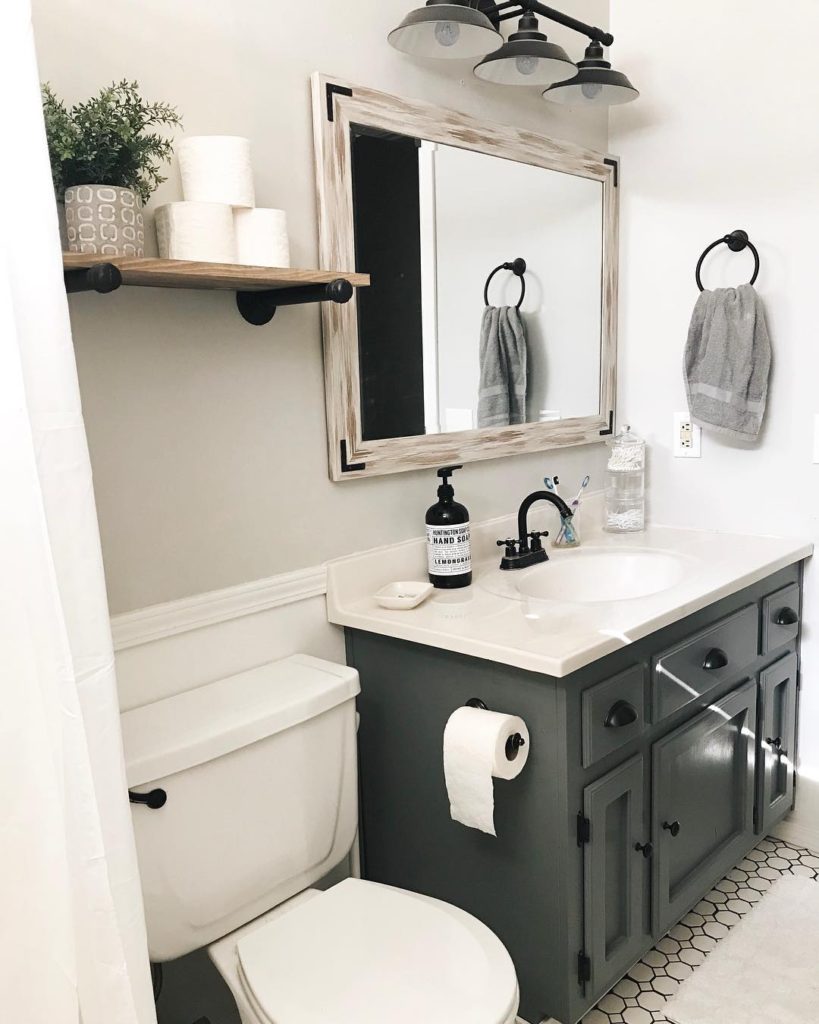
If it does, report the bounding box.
[42,80,182,204]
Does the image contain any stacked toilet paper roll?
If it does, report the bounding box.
[155,202,237,263]
[443,706,529,836]
[234,208,290,268]
[156,134,292,267]
[178,136,255,208]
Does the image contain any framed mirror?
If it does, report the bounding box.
[312,74,618,481]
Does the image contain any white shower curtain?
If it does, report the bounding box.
[0,4,157,1024]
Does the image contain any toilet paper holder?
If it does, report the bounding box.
[465,698,527,761]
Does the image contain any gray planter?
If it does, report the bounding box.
[64,185,145,257]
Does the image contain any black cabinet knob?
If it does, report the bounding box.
[702,648,728,671]
[634,841,653,859]
[604,700,639,729]
[775,607,799,626]
[129,788,167,809]
[663,819,681,837]
[766,737,788,759]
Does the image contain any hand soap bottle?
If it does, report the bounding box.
[426,465,472,589]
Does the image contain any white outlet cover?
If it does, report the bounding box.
[674,411,702,458]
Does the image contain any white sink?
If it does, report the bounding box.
[516,548,689,604]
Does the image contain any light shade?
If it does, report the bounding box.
[543,41,639,106]
[474,14,576,87]
[388,0,503,60]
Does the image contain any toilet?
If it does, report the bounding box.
[122,654,520,1024]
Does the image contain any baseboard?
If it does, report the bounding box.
[110,563,327,651]
[772,816,819,854]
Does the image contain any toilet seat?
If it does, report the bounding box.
[235,878,519,1024]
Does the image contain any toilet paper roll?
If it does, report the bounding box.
[443,707,529,836]
[234,207,290,267]
[155,202,237,263]
[178,135,255,208]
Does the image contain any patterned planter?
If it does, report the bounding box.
[64,185,145,256]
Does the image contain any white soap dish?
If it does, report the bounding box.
[375,581,434,610]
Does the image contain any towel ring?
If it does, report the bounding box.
[484,257,527,309]
[695,229,760,292]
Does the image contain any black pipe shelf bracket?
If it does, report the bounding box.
[62,260,358,326]
[236,277,354,326]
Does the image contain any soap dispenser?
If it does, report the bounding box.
[426,465,472,589]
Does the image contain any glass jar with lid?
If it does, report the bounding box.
[604,424,645,533]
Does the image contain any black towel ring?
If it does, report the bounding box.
[695,229,760,292]
[484,257,527,309]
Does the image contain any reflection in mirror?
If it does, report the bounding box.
[350,125,603,443]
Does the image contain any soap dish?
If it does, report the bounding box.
[375,581,434,610]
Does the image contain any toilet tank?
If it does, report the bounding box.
[121,654,360,961]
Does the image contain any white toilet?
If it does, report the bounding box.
[121,654,520,1024]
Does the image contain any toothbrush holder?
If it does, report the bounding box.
[553,515,581,549]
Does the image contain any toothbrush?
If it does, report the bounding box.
[569,475,590,510]
[544,475,559,493]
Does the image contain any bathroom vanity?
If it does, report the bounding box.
[328,518,810,1024]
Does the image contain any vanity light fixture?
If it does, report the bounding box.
[473,12,575,87]
[543,40,639,106]
[388,0,638,107]
[387,0,503,59]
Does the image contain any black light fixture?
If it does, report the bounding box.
[473,12,576,87]
[543,40,639,106]
[388,0,639,108]
[388,0,503,60]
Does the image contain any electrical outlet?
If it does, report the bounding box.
[674,412,701,458]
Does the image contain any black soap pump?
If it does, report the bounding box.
[426,465,472,589]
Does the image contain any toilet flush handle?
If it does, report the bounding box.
[129,788,167,809]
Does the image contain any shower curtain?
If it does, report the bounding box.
[0,4,157,1024]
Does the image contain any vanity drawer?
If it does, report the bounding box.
[761,583,801,654]
[582,665,646,768]
[652,604,758,723]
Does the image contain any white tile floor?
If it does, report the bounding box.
[580,836,819,1024]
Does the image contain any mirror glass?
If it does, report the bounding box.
[350,125,604,442]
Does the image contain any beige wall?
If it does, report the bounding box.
[33,0,610,614]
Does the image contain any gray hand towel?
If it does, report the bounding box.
[477,305,528,429]
[684,284,771,442]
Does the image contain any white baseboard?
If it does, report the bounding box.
[111,563,327,650]
[772,817,819,854]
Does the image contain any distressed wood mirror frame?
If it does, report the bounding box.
[312,73,619,481]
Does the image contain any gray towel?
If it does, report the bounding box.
[684,284,771,442]
[477,305,528,428]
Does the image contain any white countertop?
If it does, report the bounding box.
[326,497,812,678]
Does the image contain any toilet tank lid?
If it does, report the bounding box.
[121,654,360,787]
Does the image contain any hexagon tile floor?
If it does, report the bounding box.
[580,836,819,1024]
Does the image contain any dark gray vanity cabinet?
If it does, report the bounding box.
[347,562,804,1024]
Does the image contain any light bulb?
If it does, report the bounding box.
[581,81,604,100]
[434,20,460,48]
[514,54,539,76]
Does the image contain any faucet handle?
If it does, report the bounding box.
[497,538,519,557]
[528,530,549,552]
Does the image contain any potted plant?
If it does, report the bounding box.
[42,80,182,257]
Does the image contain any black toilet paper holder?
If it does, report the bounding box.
[465,698,527,762]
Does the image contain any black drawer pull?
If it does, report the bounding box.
[702,647,728,671]
[604,700,638,729]
[766,736,788,759]
[663,819,681,837]
[129,788,167,809]
[775,607,799,627]
[634,840,653,859]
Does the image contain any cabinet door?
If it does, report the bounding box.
[652,679,756,937]
[583,755,648,1000]
[758,653,798,834]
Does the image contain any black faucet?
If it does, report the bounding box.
[496,490,574,570]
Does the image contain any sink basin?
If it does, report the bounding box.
[516,548,688,604]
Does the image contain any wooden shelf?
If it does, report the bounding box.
[62,253,370,292]
[62,254,370,325]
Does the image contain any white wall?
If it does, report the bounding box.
[32,0,610,617]
[610,0,819,847]
[433,144,603,424]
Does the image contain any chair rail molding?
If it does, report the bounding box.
[110,564,328,651]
